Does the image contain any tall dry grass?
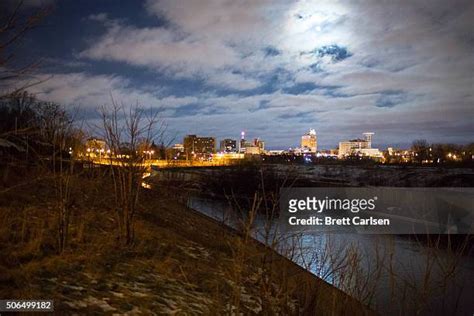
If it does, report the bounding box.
[219,165,471,315]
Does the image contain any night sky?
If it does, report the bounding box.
[3,0,474,149]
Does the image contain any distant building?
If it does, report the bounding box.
[301,129,317,153]
[85,138,107,157]
[338,139,369,157]
[172,143,184,152]
[220,138,237,153]
[238,131,252,153]
[245,146,261,155]
[253,138,265,152]
[86,138,106,151]
[214,152,245,160]
[167,143,185,160]
[338,132,382,159]
[363,132,374,149]
[183,135,216,159]
[238,132,265,155]
[266,150,285,155]
[238,131,249,153]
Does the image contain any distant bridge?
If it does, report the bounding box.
[86,158,239,170]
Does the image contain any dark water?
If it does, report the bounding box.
[188,197,474,315]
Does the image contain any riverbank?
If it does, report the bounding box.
[0,171,372,314]
[149,163,474,314]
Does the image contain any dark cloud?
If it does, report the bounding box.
[263,46,281,57]
[375,90,409,108]
[282,83,318,95]
[312,45,353,62]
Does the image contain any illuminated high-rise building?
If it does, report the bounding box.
[238,131,264,154]
[239,131,249,153]
[183,135,216,159]
[301,129,317,153]
[363,132,374,149]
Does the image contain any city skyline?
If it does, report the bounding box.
[1,0,473,148]
[179,130,381,153]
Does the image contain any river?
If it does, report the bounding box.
[187,196,474,315]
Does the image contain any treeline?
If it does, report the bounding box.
[0,89,164,252]
[409,139,474,164]
[0,91,83,164]
[0,91,85,253]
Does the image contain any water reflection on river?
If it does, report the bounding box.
[188,197,474,315]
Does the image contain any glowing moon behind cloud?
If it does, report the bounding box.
[281,1,350,54]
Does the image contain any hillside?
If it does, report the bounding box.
[0,168,372,315]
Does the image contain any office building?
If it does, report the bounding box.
[301,129,317,153]
[238,130,265,155]
[220,139,237,153]
[167,143,185,160]
[338,132,382,159]
[253,138,265,152]
[183,135,216,159]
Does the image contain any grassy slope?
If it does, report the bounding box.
[0,171,372,315]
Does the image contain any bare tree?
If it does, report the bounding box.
[100,99,165,245]
[0,1,51,96]
[411,139,430,163]
[36,101,77,252]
